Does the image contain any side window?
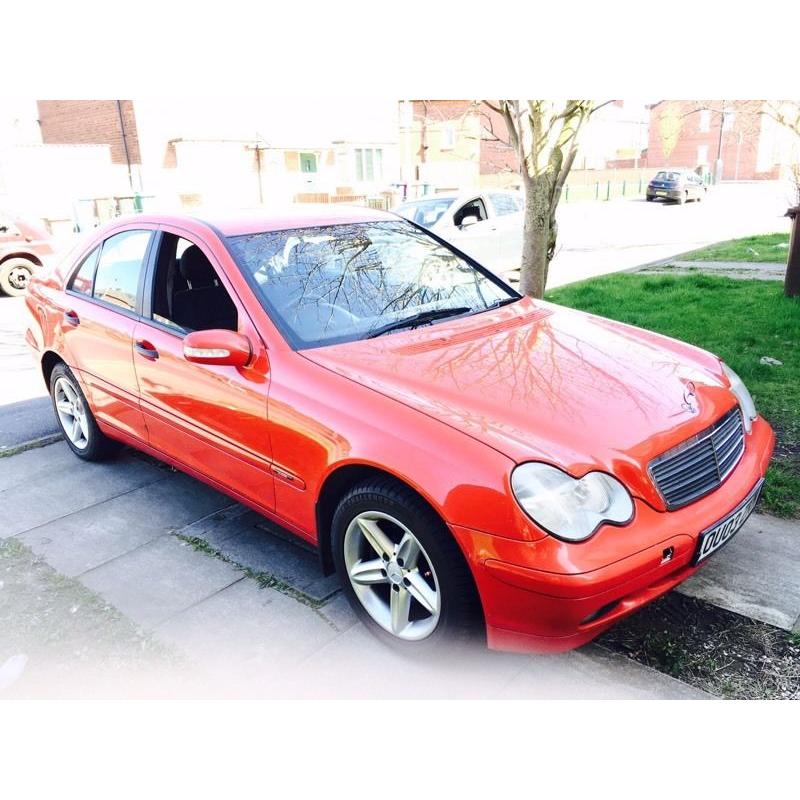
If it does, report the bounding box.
[150,233,238,333]
[69,246,101,296]
[453,198,488,227]
[490,193,521,216]
[93,230,151,312]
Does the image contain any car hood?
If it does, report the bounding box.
[303,298,735,507]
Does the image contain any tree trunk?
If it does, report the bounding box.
[786,206,800,298]
[518,174,555,298]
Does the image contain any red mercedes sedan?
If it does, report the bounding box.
[24,207,775,653]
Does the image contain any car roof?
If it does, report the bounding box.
[114,204,399,238]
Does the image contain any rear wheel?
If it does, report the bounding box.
[0,258,35,296]
[49,363,121,461]
[332,478,483,653]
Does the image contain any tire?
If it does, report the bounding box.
[332,477,484,653]
[646,195,654,202]
[49,363,121,461]
[0,258,35,297]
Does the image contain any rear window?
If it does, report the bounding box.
[654,171,682,181]
[490,193,522,216]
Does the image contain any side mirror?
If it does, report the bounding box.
[183,329,252,367]
[460,214,480,228]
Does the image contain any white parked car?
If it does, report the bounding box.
[393,190,524,274]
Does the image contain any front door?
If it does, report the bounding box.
[444,196,502,271]
[132,228,275,510]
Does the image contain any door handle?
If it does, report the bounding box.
[63,310,80,327]
[134,340,159,360]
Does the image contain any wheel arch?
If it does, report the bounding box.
[316,462,447,576]
[0,251,42,267]
[40,350,66,391]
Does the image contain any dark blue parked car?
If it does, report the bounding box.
[646,169,707,204]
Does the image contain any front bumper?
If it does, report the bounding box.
[452,416,775,653]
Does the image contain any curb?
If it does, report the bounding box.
[0,433,63,459]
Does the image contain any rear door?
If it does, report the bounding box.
[487,192,524,269]
[60,226,154,442]
[132,226,275,510]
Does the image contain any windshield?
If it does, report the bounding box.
[654,171,682,182]
[395,198,454,228]
[227,220,518,349]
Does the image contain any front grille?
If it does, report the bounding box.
[649,407,745,510]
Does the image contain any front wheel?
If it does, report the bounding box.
[49,363,121,460]
[332,478,483,653]
[0,258,35,296]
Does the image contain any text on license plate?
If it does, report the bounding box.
[693,480,763,564]
[656,190,668,196]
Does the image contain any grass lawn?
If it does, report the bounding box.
[684,232,790,263]
[548,273,800,517]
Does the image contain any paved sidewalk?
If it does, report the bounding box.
[1,441,705,699]
[636,259,785,281]
[678,513,800,632]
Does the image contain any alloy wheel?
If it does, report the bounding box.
[53,376,90,450]
[343,510,441,641]
[8,265,31,291]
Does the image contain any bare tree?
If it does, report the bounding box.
[485,100,604,298]
[657,101,684,166]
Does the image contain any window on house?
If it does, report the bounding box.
[299,153,317,173]
[355,148,383,182]
[92,230,151,312]
[722,112,735,132]
[697,145,709,165]
[441,125,456,150]
[699,110,711,133]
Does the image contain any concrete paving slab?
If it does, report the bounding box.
[0,442,165,539]
[177,506,340,603]
[678,513,800,631]
[499,644,709,699]
[286,623,532,699]
[17,472,230,576]
[0,440,76,492]
[154,578,341,689]
[79,535,244,628]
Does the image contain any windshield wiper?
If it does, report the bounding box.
[366,307,472,339]
[484,296,519,310]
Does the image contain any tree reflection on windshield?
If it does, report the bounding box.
[227,220,517,349]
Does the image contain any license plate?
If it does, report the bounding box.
[656,191,668,196]
[693,479,764,564]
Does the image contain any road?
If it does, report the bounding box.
[546,180,793,288]
[0,181,793,449]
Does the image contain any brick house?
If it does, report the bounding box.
[397,100,651,195]
[398,100,519,194]
[647,100,795,180]
[37,100,141,190]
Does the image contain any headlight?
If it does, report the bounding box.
[722,363,757,433]
[511,462,634,542]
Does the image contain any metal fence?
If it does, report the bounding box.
[563,171,713,203]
